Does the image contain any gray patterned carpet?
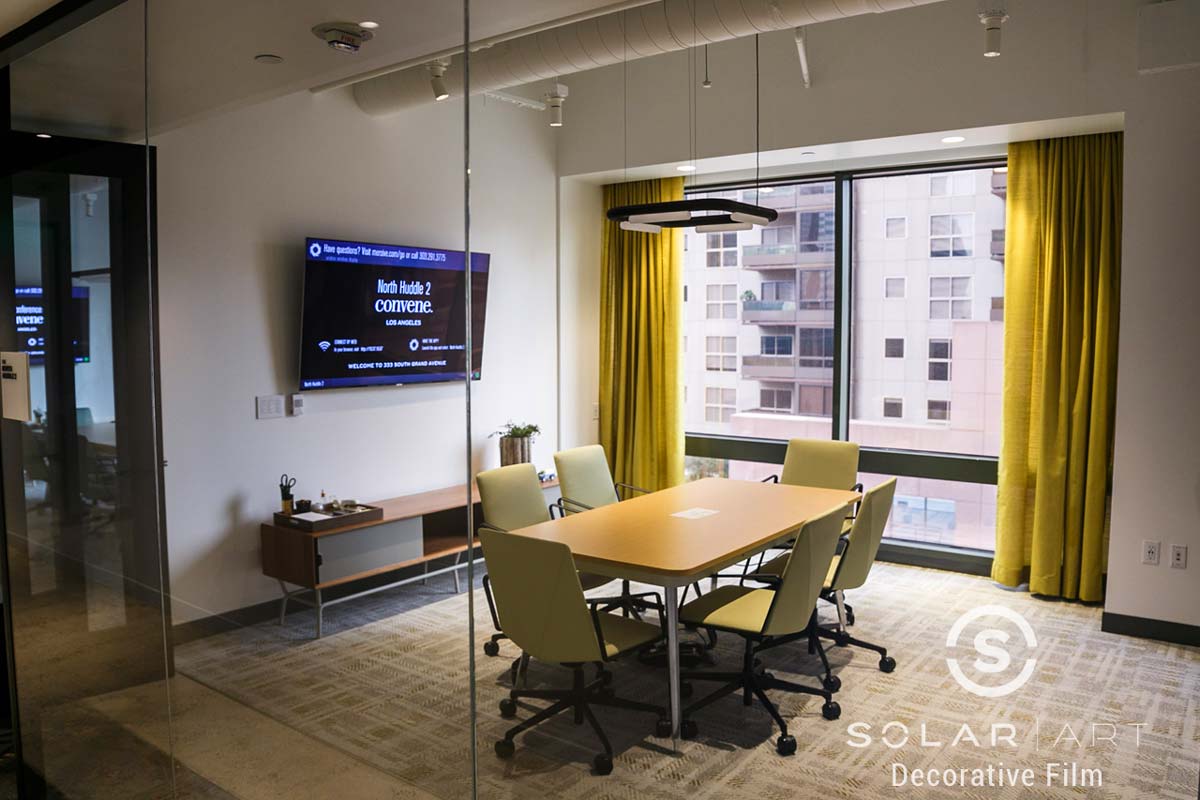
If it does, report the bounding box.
[174,564,1200,799]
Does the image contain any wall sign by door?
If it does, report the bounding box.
[1,351,32,422]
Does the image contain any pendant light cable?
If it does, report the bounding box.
[755,33,761,192]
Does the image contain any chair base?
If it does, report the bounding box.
[680,633,840,755]
[816,626,896,673]
[495,664,665,776]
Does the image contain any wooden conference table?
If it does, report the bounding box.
[512,476,861,744]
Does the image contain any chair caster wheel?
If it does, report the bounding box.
[822,701,841,721]
[592,754,613,775]
[600,670,613,685]
[823,675,841,693]
[680,719,699,740]
[483,640,500,657]
[655,718,673,738]
[495,739,515,759]
[776,734,797,756]
[835,633,850,648]
[681,681,693,698]
[879,656,896,673]
[499,698,517,719]
[846,609,856,626]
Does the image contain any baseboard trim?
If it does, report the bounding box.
[876,540,993,577]
[1101,612,1200,647]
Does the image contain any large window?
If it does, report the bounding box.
[684,164,1003,551]
[706,232,738,267]
[705,336,737,371]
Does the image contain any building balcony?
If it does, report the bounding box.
[991,171,1007,199]
[741,300,834,324]
[990,228,1005,263]
[741,355,833,380]
[742,243,835,268]
[741,186,836,212]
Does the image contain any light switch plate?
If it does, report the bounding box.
[1170,544,1187,569]
[290,393,305,416]
[256,394,285,420]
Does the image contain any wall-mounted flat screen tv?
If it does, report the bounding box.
[15,285,91,365]
[299,238,489,390]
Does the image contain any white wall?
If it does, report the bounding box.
[156,88,559,623]
[557,178,602,451]
[555,0,1200,628]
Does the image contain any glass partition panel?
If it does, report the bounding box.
[3,4,168,797]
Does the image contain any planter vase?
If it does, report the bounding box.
[499,436,532,466]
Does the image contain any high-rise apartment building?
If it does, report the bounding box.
[682,167,1007,549]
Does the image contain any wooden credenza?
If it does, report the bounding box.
[261,479,560,638]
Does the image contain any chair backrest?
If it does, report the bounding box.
[554,444,619,510]
[762,503,850,637]
[477,463,550,531]
[479,527,602,664]
[780,439,860,490]
[829,478,897,591]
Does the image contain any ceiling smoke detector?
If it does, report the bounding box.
[311,22,374,54]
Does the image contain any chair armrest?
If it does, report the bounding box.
[761,474,780,483]
[556,496,595,516]
[615,482,651,499]
[478,522,508,535]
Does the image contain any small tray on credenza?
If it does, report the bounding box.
[273,504,384,533]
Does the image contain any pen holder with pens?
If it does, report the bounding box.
[279,473,297,515]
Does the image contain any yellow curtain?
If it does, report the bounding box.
[599,178,685,491]
[993,133,1122,602]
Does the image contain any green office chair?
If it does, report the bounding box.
[749,479,898,673]
[477,463,614,678]
[677,503,849,756]
[748,438,862,574]
[553,445,660,617]
[480,527,666,775]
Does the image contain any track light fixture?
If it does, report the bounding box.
[427,59,450,101]
[544,82,568,128]
[978,6,1009,57]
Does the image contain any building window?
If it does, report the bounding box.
[798,269,834,310]
[930,213,974,258]
[927,399,951,421]
[885,216,907,238]
[762,212,795,247]
[991,296,1004,322]
[929,276,972,320]
[706,232,738,267]
[761,280,795,302]
[760,333,793,356]
[705,387,736,423]
[798,327,835,368]
[884,276,906,298]
[705,336,737,371]
[706,284,737,319]
[883,398,903,418]
[798,210,835,253]
[798,384,833,416]
[928,338,952,381]
[759,386,793,413]
[884,338,905,358]
[930,172,975,197]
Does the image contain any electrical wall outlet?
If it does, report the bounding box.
[255,394,285,420]
[1169,544,1187,569]
[1141,540,1161,566]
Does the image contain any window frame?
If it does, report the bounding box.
[681,157,1004,563]
[929,212,975,259]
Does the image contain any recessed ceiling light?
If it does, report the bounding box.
[359,20,380,29]
[676,164,697,173]
[254,53,283,65]
[35,133,52,139]
[941,135,966,144]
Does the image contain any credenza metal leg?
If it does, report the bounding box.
[278,580,289,625]
[315,588,323,639]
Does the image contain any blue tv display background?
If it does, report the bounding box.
[299,238,489,390]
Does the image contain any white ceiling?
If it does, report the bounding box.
[0,0,59,39]
[9,0,634,138]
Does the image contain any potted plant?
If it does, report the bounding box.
[492,421,540,466]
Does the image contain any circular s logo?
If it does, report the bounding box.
[945,605,1037,698]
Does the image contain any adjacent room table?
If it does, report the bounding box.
[511,476,860,746]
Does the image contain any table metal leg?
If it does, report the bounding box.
[315,588,323,639]
[665,584,681,749]
[453,551,462,593]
